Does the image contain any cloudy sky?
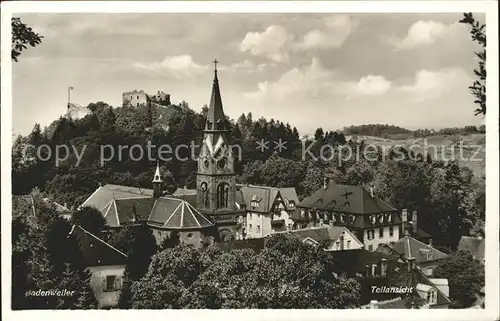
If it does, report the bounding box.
[12,13,485,136]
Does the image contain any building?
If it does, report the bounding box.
[457,235,485,263]
[195,64,246,241]
[122,90,149,107]
[68,225,128,309]
[375,232,449,276]
[149,90,171,106]
[274,226,364,251]
[66,102,92,120]
[79,164,216,248]
[294,179,402,251]
[237,184,299,238]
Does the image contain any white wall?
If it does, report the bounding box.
[326,230,364,251]
[363,225,400,251]
[87,265,126,308]
[246,210,294,238]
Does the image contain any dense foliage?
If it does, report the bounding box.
[12,194,98,309]
[129,235,361,309]
[459,13,486,116]
[12,17,43,62]
[434,250,485,308]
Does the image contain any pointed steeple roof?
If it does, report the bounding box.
[152,161,163,183]
[205,58,228,131]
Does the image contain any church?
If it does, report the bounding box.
[80,60,294,245]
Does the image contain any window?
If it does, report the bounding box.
[249,224,252,231]
[257,225,261,233]
[427,290,437,304]
[427,252,434,260]
[187,233,194,239]
[368,244,373,251]
[257,214,261,219]
[104,275,120,292]
[346,240,351,249]
[389,226,394,236]
[289,201,295,209]
[379,227,384,238]
[367,229,375,240]
[216,183,229,208]
[336,241,340,250]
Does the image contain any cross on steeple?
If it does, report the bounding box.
[213,58,219,72]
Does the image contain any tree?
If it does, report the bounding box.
[459,13,486,116]
[12,17,43,62]
[71,206,107,236]
[433,250,484,308]
[160,231,180,250]
[130,236,361,309]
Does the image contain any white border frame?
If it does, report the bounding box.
[1,2,499,321]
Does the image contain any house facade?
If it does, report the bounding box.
[294,179,402,251]
[273,226,364,251]
[69,225,128,308]
[237,184,299,239]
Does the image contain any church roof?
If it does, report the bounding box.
[69,225,127,267]
[79,184,197,212]
[205,64,227,131]
[298,183,396,214]
[101,196,213,230]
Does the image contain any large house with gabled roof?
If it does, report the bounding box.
[294,179,402,251]
[68,225,128,308]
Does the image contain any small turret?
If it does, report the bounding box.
[153,162,163,198]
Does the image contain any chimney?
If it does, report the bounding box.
[380,258,387,277]
[365,264,371,277]
[339,231,345,251]
[371,264,377,277]
[401,209,408,236]
[407,257,416,272]
[428,238,433,247]
[323,176,329,189]
[369,300,379,309]
[412,211,418,235]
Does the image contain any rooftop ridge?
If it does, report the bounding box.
[74,225,128,258]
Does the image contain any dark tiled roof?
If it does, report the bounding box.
[102,196,213,230]
[274,226,355,246]
[218,238,266,253]
[457,236,485,261]
[298,183,396,214]
[237,184,299,213]
[390,236,449,264]
[328,249,396,275]
[70,225,127,267]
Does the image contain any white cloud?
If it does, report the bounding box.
[219,60,274,73]
[244,57,336,100]
[338,75,392,98]
[239,25,294,62]
[399,68,472,100]
[133,55,208,78]
[389,20,464,50]
[295,15,358,51]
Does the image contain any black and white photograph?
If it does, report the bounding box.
[1,1,499,319]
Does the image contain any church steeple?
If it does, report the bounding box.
[152,161,163,198]
[205,58,228,132]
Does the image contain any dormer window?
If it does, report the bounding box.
[289,201,295,209]
[426,289,437,305]
[379,214,384,223]
[251,195,259,208]
[371,215,376,224]
[427,252,434,260]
